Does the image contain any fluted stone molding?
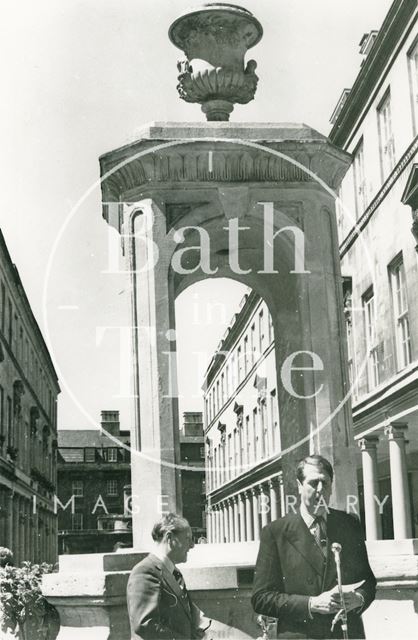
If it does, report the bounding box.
[169,5,263,120]
[384,422,413,539]
[358,436,382,540]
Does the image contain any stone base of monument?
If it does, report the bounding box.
[362,539,418,640]
[42,541,418,639]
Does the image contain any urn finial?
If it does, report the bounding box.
[169,3,263,121]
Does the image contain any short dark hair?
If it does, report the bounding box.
[296,455,334,484]
[151,513,190,543]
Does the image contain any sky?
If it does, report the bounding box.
[0,0,393,431]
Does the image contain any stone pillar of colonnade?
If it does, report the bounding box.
[13,496,19,565]
[228,499,234,543]
[206,508,212,543]
[222,502,230,543]
[213,507,218,543]
[233,496,240,542]
[384,423,413,539]
[218,505,225,543]
[208,509,214,543]
[358,435,382,540]
[252,488,260,541]
[245,491,253,541]
[278,473,285,517]
[238,494,246,542]
[0,488,6,548]
[259,486,269,528]
[269,479,279,522]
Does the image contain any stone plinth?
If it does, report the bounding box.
[43,541,418,639]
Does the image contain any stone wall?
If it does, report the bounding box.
[42,541,418,639]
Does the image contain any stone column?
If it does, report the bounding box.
[358,436,382,540]
[212,507,217,543]
[260,486,269,527]
[228,499,234,543]
[238,494,246,542]
[245,491,253,541]
[216,505,222,543]
[206,509,211,542]
[13,496,20,565]
[218,504,225,543]
[269,479,278,522]
[278,473,285,517]
[127,200,182,548]
[384,423,413,539]
[0,490,4,547]
[222,502,230,543]
[252,487,260,541]
[208,509,215,543]
[233,496,240,542]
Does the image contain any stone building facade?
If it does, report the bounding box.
[204,291,282,543]
[180,411,206,540]
[0,229,60,565]
[57,411,132,554]
[329,0,418,540]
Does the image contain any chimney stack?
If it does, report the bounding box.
[100,410,120,436]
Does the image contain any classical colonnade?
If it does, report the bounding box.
[359,421,413,540]
[207,474,284,543]
[0,488,57,565]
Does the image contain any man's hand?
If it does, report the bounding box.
[331,590,364,612]
[310,587,341,615]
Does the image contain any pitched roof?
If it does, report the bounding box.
[57,429,130,448]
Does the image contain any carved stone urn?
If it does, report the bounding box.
[169,3,263,121]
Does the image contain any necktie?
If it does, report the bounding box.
[173,568,190,612]
[173,568,186,591]
[313,516,327,556]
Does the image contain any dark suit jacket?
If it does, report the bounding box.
[127,553,202,640]
[251,509,376,639]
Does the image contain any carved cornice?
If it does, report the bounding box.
[102,148,314,204]
[101,142,349,221]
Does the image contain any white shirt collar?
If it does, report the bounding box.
[300,502,328,529]
[152,547,176,574]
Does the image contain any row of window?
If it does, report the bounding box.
[68,513,129,531]
[346,254,412,397]
[206,390,280,492]
[71,478,120,497]
[0,385,54,479]
[0,279,55,421]
[338,40,418,229]
[59,446,129,463]
[205,304,274,424]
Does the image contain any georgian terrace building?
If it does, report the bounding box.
[0,229,60,565]
[203,291,282,543]
[57,411,132,554]
[329,0,418,540]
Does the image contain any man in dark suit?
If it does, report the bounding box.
[127,513,211,640]
[252,455,376,639]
